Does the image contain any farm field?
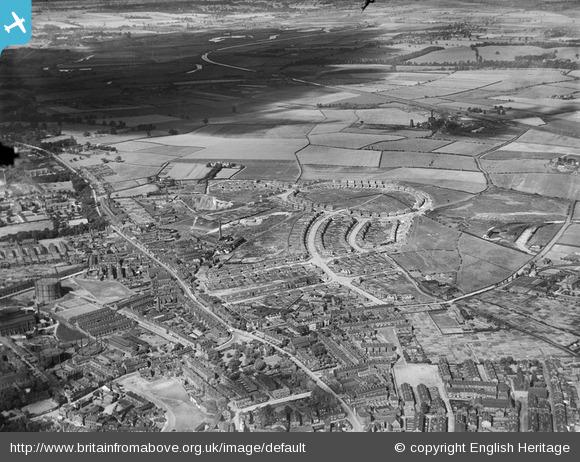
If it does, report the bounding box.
[355,108,429,126]
[435,188,570,223]
[366,138,453,152]
[477,45,580,62]
[480,159,553,173]
[491,173,580,201]
[484,150,563,161]
[433,140,498,156]
[308,133,403,149]
[111,184,159,197]
[379,151,478,170]
[378,168,486,193]
[231,160,300,181]
[556,224,580,248]
[144,135,308,161]
[160,162,212,181]
[297,145,381,167]
[543,244,580,263]
[516,130,580,148]
[498,141,580,157]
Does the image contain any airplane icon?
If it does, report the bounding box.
[4,12,26,34]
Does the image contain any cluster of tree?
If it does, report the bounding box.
[0,223,92,243]
[71,176,107,230]
[33,171,73,183]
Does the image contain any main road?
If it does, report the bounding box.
[108,223,363,431]
[19,139,363,430]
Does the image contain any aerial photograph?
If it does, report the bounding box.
[0,0,578,433]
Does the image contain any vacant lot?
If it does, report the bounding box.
[456,234,529,292]
[118,375,212,432]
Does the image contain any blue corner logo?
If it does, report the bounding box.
[1,0,32,54]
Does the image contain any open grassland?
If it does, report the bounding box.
[392,249,461,275]
[456,233,530,292]
[416,184,474,209]
[398,216,461,252]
